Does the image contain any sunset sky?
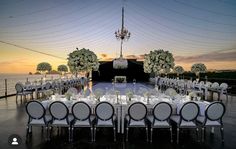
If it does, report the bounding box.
[0,0,236,73]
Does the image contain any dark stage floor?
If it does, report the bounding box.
[0,94,235,149]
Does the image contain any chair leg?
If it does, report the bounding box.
[68,127,71,142]
[150,128,153,143]
[94,127,96,142]
[177,128,179,144]
[201,127,205,142]
[71,127,74,142]
[126,127,129,142]
[113,127,116,142]
[90,127,93,142]
[196,128,199,142]
[220,127,224,143]
[146,127,148,142]
[26,126,29,138]
[49,126,52,140]
[45,126,48,141]
[170,127,173,143]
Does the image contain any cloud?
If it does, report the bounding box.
[101,54,108,58]
[0,59,27,65]
[175,49,236,63]
[125,54,145,60]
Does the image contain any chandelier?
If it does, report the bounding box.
[113,6,131,69]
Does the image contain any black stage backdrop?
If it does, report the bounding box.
[92,59,149,82]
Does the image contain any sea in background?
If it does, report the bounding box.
[0,73,60,97]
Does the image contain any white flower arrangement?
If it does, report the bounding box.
[94,88,104,101]
[113,57,128,69]
[44,90,54,98]
[191,63,207,76]
[189,91,197,100]
[144,49,175,76]
[125,90,134,101]
[65,92,72,100]
[67,48,100,74]
[165,88,177,98]
[174,66,184,75]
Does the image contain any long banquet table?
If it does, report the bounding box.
[41,94,210,134]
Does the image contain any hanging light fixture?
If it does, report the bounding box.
[113,5,131,69]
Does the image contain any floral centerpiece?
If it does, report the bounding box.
[94,88,104,102]
[189,91,197,100]
[115,90,120,103]
[36,62,52,77]
[191,63,207,82]
[144,91,151,104]
[44,90,54,99]
[125,89,134,102]
[57,64,68,76]
[67,48,100,77]
[144,49,175,75]
[165,88,177,99]
[144,49,175,86]
[65,92,72,100]
[174,66,184,78]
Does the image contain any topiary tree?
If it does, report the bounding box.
[36,62,52,76]
[174,66,184,78]
[57,64,68,75]
[144,49,175,76]
[191,63,207,80]
[67,48,99,77]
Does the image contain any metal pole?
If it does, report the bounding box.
[5,79,7,97]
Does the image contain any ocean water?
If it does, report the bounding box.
[0,74,60,97]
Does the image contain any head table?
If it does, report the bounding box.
[41,93,210,134]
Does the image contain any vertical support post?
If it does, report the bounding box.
[5,79,7,97]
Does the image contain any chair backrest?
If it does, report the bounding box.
[15,82,24,92]
[72,101,91,121]
[128,102,147,121]
[95,102,114,121]
[165,88,177,97]
[45,82,51,90]
[206,81,212,87]
[205,102,225,121]
[180,102,199,122]
[211,82,220,89]
[153,102,172,121]
[49,101,68,120]
[26,101,45,119]
[67,87,78,95]
[220,83,228,90]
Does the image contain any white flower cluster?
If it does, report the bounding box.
[94,88,104,99]
[67,48,100,73]
[191,63,207,75]
[174,66,184,75]
[144,49,175,75]
[113,57,128,69]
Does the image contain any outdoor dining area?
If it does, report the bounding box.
[14,76,227,146]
